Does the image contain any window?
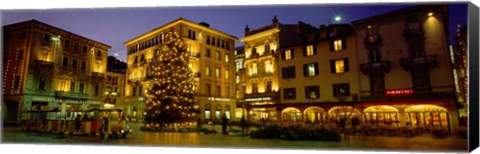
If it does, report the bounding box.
[216,85,221,96]
[284,49,293,60]
[236,75,240,84]
[206,84,211,95]
[314,33,320,40]
[18,31,26,40]
[207,36,210,45]
[94,85,99,96]
[327,30,334,38]
[266,81,272,92]
[217,38,220,47]
[141,54,145,63]
[62,56,68,67]
[206,49,211,58]
[225,69,229,79]
[225,54,229,62]
[139,86,142,96]
[265,60,273,73]
[252,82,258,93]
[74,43,79,51]
[406,14,420,30]
[305,86,320,99]
[188,30,196,40]
[38,76,46,90]
[96,50,102,57]
[303,63,318,76]
[81,61,86,71]
[132,86,136,96]
[221,40,225,49]
[212,37,216,46]
[236,90,240,99]
[251,63,258,75]
[282,66,296,79]
[79,83,84,94]
[236,61,243,72]
[72,59,77,69]
[60,81,67,91]
[43,33,51,43]
[284,88,296,99]
[83,45,87,53]
[64,40,70,49]
[70,82,75,93]
[333,83,350,97]
[367,25,376,36]
[226,86,230,97]
[17,49,24,61]
[330,39,346,51]
[304,45,315,56]
[206,67,210,76]
[215,67,221,78]
[252,47,257,55]
[331,58,349,73]
[216,51,221,60]
[205,104,211,119]
[13,75,20,89]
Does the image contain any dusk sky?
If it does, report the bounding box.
[1,3,467,62]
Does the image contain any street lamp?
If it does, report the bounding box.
[334,16,342,23]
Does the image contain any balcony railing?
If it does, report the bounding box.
[91,72,105,80]
[54,91,89,99]
[359,61,390,75]
[400,55,437,70]
[36,60,54,70]
[363,35,382,47]
[128,77,145,83]
[244,91,279,100]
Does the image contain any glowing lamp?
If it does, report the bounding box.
[428,12,434,16]
[334,16,342,22]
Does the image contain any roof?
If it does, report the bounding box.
[124,17,238,46]
[3,19,111,49]
[351,5,445,25]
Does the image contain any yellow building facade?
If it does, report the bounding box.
[123,18,238,123]
[2,20,110,123]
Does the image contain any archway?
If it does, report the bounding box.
[281,107,302,122]
[303,107,326,123]
[327,106,361,123]
[364,105,400,127]
[404,104,449,128]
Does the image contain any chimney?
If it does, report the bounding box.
[244,25,250,33]
[272,15,278,24]
[199,22,210,27]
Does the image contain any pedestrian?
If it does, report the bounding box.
[221,114,228,135]
[240,116,247,136]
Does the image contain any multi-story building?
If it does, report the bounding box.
[353,5,458,131]
[2,20,110,123]
[123,18,238,123]
[277,23,361,123]
[239,16,300,121]
[451,24,468,126]
[234,46,246,120]
[105,56,127,109]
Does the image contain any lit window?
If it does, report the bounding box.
[215,67,220,78]
[265,60,273,73]
[308,64,316,76]
[306,45,314,56]
[252,63,258,75]
[216,51,220,60]
[236,76,240,84]
[225,54,229,62]
[334,40,342,51]
[236,90,240,99]
[225,69,229,79]
[335,60,345,73]
[236,61,243,71]
[206,67,210,76]
[60,80,67,91]
[285,50,292,60]
[188,63,193,71]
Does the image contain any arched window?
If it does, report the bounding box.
[281,107,302,122]
[303,107,325,123]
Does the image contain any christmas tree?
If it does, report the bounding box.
[144,28,198,130]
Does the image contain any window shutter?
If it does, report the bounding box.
[291,49,295,59]
[344,58,350,72]
[282,51,286,60]
[329,41,334,51]
[330,60,335,73]
[313,44,317,55]
[342,38,347,50]
[303,64,308,77]
[303,46,307,56]
[314,63,319,75]
[305,87,309,98]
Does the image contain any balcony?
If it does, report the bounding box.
[128,77,145,83]
[35,60,54,71]
[244,91,280,102]
[363,35,382,47]
[91,72,105,81]
[54,91,89,99]
[360,61,390,75]
[400,55,437,71]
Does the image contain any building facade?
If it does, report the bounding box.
[276,23,361,123]
[353,5,458,131]
[240,16,299,121]
[234,46,246,120]
[105,56,127,109]
[2,20,110,123]
[123,18,238,123]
